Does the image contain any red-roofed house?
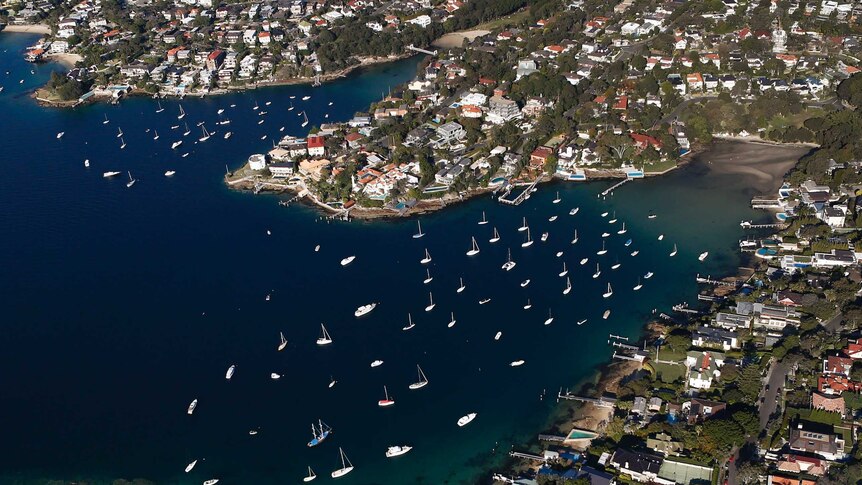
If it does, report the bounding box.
[812,392,846,417]
[777,455,828,476]
[307,136,325,157]
[630,133,662,151]
[530,147,554,168]
[344,132,364,149]
[845,339,862,359]
[824,355,854,375]
[206,49,225,70]
[686,73,703,91]
[738,27,751,40]
[818,374,862,395]
[612,95,628,110]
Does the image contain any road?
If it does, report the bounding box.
[823,311,844,332]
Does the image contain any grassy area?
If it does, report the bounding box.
[653,362,686,384]
[644,158,680,174]
[472,8,532,31]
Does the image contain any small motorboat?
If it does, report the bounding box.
[386,446,413,458]
[457,413,477,427]
[510,360,525,367]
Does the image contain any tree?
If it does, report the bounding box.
[837,73,862,107]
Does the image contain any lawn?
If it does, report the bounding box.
[653,362,686,384]
[472,8,532,31]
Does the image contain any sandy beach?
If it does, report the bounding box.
[696,140,813,193]
[1,24,51,34]
[433,30,491,48]
[45,52,82,67]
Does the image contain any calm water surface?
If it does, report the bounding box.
[0,32,778,484]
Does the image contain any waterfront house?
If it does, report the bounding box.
[691,326,739,351]
[715,311,752,330]
[686,351,725,389]
[307,136,325,157]
[609,449,663,482]
[268,161,295,178]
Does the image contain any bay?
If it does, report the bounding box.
[0,31,793,484]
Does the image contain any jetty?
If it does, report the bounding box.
[600,178,630,197]
[509,450,546,462]
[406,44,438,56]
[750,197,782,209]
[557,390,617,408]
[538,434,567,442]
[672,303,701,314]
[498,177,541,206]
[696,274,740,288]
[740,221,788,229]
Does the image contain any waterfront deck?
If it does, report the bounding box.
[498,177,542,206]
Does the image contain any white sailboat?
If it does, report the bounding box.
[571,229,578,244]
[402,313,415,331]
[448,312,456,328]
[553,191,561,203]
[608,212,618,224]
[153,129,159,140]
[502,248,516,271]
[633,278,643,291]
[288,101,295,112]
[478,211,488,225]
[524,298,532,310]
[592,263,601,279]
[409,365,429,389]
[119,137,126,149]
[466,236,480,256]
[199,125,211,142]
[457,277,466,293]
[103,114,110,124]
[423,268,433,284]
[278,332,288,351]
[420,248,432,264]
[378,386,395,407]
[489,227,500,243]
[116,127,123,138]
[559,262,568,277]
[177,104,186,120]
[155,102,164,113]
[316,324,333,345]
[563,277,572,295]
[301,111,309,128]
[183,122,191,136]
[597,241,607,255]
[330,448,355,478]
[425,292,435,312]
[669,244,678,257]
[518,217,528,232]
[413,220,424,239]
[603,283,613,298]
[521,227,533,248]
[126,171,136,188]
[617,222,627,235]
[544,309,554,326]
[303,466,317,482]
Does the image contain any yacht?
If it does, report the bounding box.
[265,101,272,106]
[633,278,643,291]
[402,313,415,331]
[224,132,233,140]
[617,223,627,235]
[271,373,281,380]
[518,217,528,232]
[479,298,491,305]
[316,324,333,345]
[225,364,236,380]
[494,331,502,340]
[577,319,587,326]
[603,309,611,319]
[184,460,197,473]
[601,211,609,217]
[603,283,613,298]
[544,309,554,326]
[541,232,549,242]
[423,268,433,284]
[386,446,413,458]
[699,251,709,262]
[171,140,183,149]
[302,95,311,101]
[571,229,579,244]
[510,360,525,367]
[56,132,64,139]
[521,227,533,247]
[413,220,425,239]
[592,263,601,279]
[448,312,456,328]
[524,298,532,310]
[624,239,632,247]
[103,114,110,124]
[329,378,337,388]
[644,271,654,279]
[330,448,354,479]
[425,292,435,312]
[457,413,477,427]
[466,236,480,256]
[553,191,561,204]
[177,105,186,120]
[559,262,568,277]
[457,277,466,293]
[378,386,395,407]
[563,277,572,295]
[304,467,317,482]
[329,101,334,106]
[307,419,332,447]
[648,213,657,219]
[548,215,558,222]
[501,249,516,271]
[489,227,500,243]
[409,365,429,389]
[203,479,219,485]
[580,257,588,265]
[164,170,176,177]
[84,159,90,168]
[420,248,432,264]
[119,137,126,149]
[277,331,288,351]
[153,130,159,140]
[126,171,136,188]
[597,242,607,255]
[669,244,678,257]
[354,303,377,317]
[103,171,121,178]
[658,234,664,241]
[569,207,580,215]
[187,399,197,415]
[602,232,611,238]
[478,211,488,225]
[217,108,225,115]
[370,360,384,368]
[631,250,640,256]
[199,125,211,142]
[521,279,530,287]
[340,255,355,266]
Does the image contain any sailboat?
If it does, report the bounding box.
[116,127,123,138]
[521,227,533,247]
[420,248,432,264]
[457,277,466,293]
[316,324,333,345]
[524,298,532,310]
[413,220,424,239]
[103,114,110,124]
[633,278,643,291]
[553,191,561,204]
[571,229,578,244]
[126,171,136,188]
[425,292,435,312]
[153,130,159,140]
[521,279,530,287]
[278,332,288,351]
[597,241,607,255]
[544,309,554,325]
[423,268,433,284]
[177,105,186,120]
[402,313,415,331]
[307,420,332,447]
[303,466,317,482]
[409,365,429,389]
[156,101,164,113]
[478,211,488,225]
[593,263,601,279]
[171,140,183,149]
[611,259,621,270]
[448,312,456,328]
[617,222,627,235]
[570,207,580,215]
[466,236,480,256]
[669,244,678,257]
[378,386,395,407]
[563,277,572,295]
[608,212,618,224]
[330,448,354,478]
[559,262,568,277]
[301,111,309,128]
[518,217,528,232]
[489,227,500,243]
[185,459,197,472]
[699,251,709,261]
[199,125,211,142]
[183,122,190,136]
[501,248,516,271]
[119,137,126,149]
[603,283,614,298]
[288,101,295,111]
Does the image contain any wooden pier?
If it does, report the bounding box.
[697,294,725,302]
[498,177,542,206]
[740,221,788,229]
[406,44,438,56]
[696,274,740,288]
[613,351,641,362]
[672,303,701,314]
[610,341,639,351]
[557,390,616,408]
[600,178,630,197]
[509,451,546,462]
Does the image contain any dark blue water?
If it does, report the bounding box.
[1,32,778,484]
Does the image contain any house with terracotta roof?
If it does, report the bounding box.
[812,392,846,417]
[824,354,853,375]
[818,374,862,395]
[686,351,725,389]
[530,147,554,168]
[685,72,703,91]
[844,339,862,359]
[307,136,325,157]
[777,454,828,476]
[630,133,662,151]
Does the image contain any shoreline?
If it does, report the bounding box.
[0,23,51,35]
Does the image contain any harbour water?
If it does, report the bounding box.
[1,32,793,484]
